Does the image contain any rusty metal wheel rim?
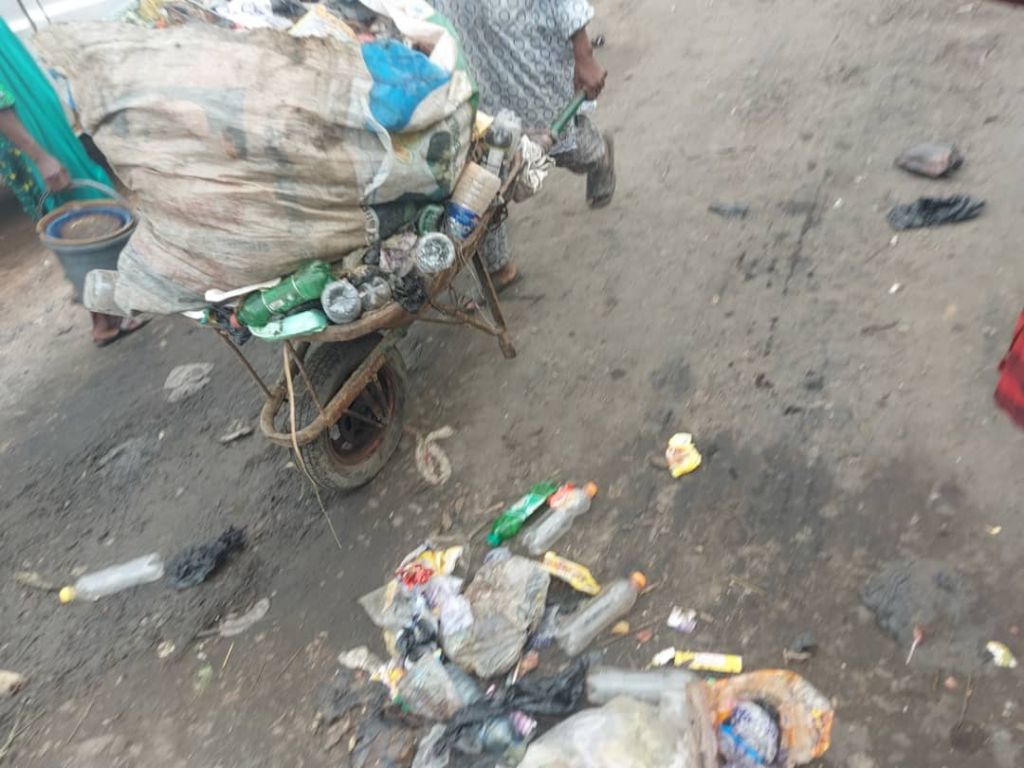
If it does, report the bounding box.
[324,364,397,466]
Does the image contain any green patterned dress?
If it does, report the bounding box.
[0,80,46,218]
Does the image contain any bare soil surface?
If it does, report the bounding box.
[2,1,1023,766]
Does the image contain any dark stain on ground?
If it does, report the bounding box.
[649,357,691,398]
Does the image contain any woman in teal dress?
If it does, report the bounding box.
[0,18,146,346]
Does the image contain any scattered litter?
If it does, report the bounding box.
[832,198,843,209]
[944,675,959,691]
[541,552,602,595]
[193,663,214,695]
[528,605,561,650]
[666,432,703,478]
[15,570,56,592]
[895,142,963,178]
[784,632,818,663]
[217,597,270,637]
[0,671,26,699]
[398,654,477,719]
[652,648,743,674]
[96,437,156,483]
[668,607,698,634]
[411,724,449,768]
[557,572,647,657]
[165,526,246,589]
[157,640,176,659]
[516,650,541,678]
[338,646,385,674]
[519,688,718,768]
[986,525,1002,535]
[719,699,779,766]
[862,559,969,645]
[442,555,550,677]
[985,641,1018,669]
[60,552,165,603]
[611,621,630,636]
[709,670,835,766]
[591,33,606,47]
[889,282,902,295]
[906,624,925,665]
[414,426,456,486]
[487,482,558,547]
[523,483,598,556]
[635,628,655,645]
[709,202,751,219]
[218,420,254,444]
[587,666,698,704]
[164,362,214,403]
[887,195,985,230]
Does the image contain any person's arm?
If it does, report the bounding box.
[570,26,606,100]
[0,100,71,193]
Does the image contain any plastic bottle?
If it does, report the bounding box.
[83,269,123,314]
[321,279,362,323]
[521,482,597,556]
[446,162,501,241]
[236,260,332,327]
[481,109,521,179]
[556,571,647,657]
[486,482,559,547]
[586,666,696,704]
[59,553,164,603]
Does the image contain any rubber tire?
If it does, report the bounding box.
[295,336,407,492]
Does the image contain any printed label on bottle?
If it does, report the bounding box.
[447,202,480,240]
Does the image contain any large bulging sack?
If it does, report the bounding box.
[34,4,474,314]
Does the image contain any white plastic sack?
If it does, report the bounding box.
[519,693,719,768]
[34,5,474,314]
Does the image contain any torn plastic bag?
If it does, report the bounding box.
[165,526,245,589]
[397,654,475,720]
[709,670,834,767]
[887,195,984,230]
[359,580,425,632]
[437,659,589,753]
[518,691,719,768]
[441,555,550,678]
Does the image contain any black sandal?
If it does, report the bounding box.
[587,133,616,209]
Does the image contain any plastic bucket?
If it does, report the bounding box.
[35,180,137,303]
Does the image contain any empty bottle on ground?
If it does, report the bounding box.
[556,572,646,657]
[522,482,597,556]
[586,666,696,704]
[59,553,164,603]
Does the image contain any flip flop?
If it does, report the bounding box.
[94,316,151,348]
[587,133,616,210]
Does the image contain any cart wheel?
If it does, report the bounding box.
[295,336,408,491]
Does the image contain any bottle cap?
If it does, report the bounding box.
[583,482,599,498]
[59,586,76,604]
[486,532,502,548]
[629,572,647,590]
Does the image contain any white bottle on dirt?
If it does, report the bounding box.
[59,553,164,603]
[556,572,647,657]
[522,482,597,557]
[586,666,696,704]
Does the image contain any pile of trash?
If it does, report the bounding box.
[317,482,835,767]
[34,0,546,322]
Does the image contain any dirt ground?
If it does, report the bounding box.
[2,1,1023,766]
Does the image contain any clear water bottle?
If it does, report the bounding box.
[586,666,696,704]
[556,572,646,657]
[59,553,164,603]
[522,482,597,556]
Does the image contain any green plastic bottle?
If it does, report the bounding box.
[236,261,332,327]
[486,482,559,547]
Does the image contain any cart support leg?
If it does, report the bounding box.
[471,249,517,359]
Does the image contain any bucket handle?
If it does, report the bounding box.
[36,179,128,217]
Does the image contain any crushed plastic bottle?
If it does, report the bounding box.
[321,279,363,324]
[59,553,164,603]
[556,571,646,657]
[586,666,697,704]
[522,482,597,556]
